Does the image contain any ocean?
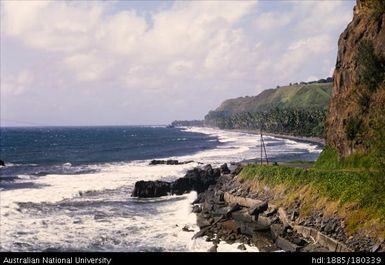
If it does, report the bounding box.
[0,126,322,252]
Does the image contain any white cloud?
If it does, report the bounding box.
[1,0,355,125]
[3,70,34,96]
[254,12,292,31]
[64,51,114,82]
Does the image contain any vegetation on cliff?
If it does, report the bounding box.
[325,0,385,158]
[204,81,332,137]
[240,163,385,239]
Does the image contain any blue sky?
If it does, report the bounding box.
[1,0,355,126]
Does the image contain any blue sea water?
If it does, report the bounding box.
[0,126,219,179]
[0,126,322,252]
[1,126,221,165]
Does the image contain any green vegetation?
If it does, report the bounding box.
[366,0,385,21]
[240,162,385,236]
[241,164,382,208]
[356,39,385,92]
[314,146,376,170]
[204,81,332,137]
[205,107,326,137]
[215,82,332,113]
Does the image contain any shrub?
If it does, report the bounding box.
[356,39,385,92]
[346,117,361,142]
[366,0,385,20]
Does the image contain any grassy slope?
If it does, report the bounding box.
[240,149,385,239]
[216,82,332,114]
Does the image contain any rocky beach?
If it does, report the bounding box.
[132,160,383,252]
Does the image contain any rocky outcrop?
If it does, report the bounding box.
[0,159,5,167]
[149,159,193,165]
[131,180,171,198]
[325,0,385,157]
[190,172,331,252]
[131,164,221,198]
[190,169,385,252]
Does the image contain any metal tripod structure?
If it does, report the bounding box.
[260,128,269,165]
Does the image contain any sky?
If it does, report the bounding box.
[1,0,356,126]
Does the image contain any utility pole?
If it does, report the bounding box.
[260,127,263,165]
[260,125,269,165]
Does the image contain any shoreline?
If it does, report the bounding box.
[225,128,325,147]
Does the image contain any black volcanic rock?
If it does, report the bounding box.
[132,164,221,198]
[0,160,5,167]
[149,159,193,166]
[220,163,230,174]
[132,180,171,198]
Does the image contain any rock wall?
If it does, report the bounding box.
[325,0,385,157]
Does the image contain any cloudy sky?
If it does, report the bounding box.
[1,0,355,126]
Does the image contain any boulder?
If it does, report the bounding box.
[208,244,218,252]
[275,236,301,252]
[220,220,240,233]
[231,209,255,223]
[226,203,242,215]
[182,225,194,232]
[131,180,171,198]
[270,224,284,241]
[149,159,193,165]
[248,201,268,215]
[0,160,5,167]
[220,163,230,174]
[229,163,243,176]
[237,244,247,251]
[196,215,212,228]
[192,226,210,239]
[240,222,270,235]
[133,164,220,197]
[192,205,202,213]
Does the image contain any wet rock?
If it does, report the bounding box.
[192,193,205,204]
[208,244,218,252]
[131,180,171,198]
[192,205,202,213]
[0,159,5,167]
[196,215,212,228]
[237,244,247,251]
[133,164,220,197]
[220,163,231,174]
[149,159,193,165]
[182,225,194,232]
[192,226,210,239]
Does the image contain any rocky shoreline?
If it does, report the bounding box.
[131,161,383,252]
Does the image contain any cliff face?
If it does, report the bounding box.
[325,0,385,157]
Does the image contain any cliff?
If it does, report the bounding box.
[325,0,385,157]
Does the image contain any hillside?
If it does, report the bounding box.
[216,82,332,114]
[204,80,332,137]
